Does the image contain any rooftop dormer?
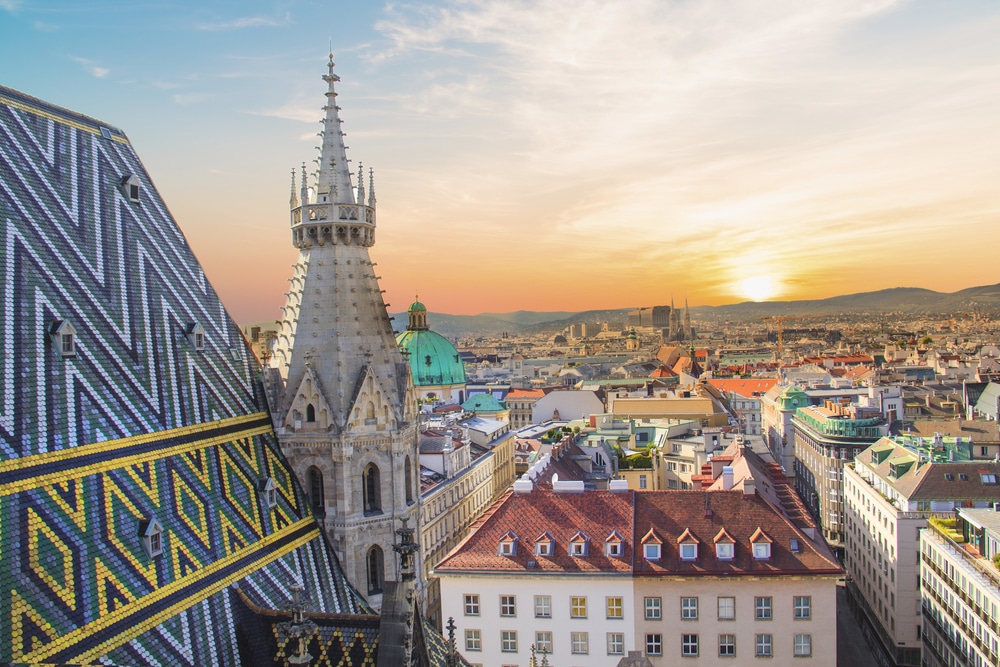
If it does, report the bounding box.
[568,530,590,557]
[749,527,773,560]
[498,530,518,557]
[641,528,663,561]
[534,530,554,557]
[605,529,625,557]
[713,527,736,561]
[678,528,699,561]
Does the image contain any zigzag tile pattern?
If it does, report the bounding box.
[0,86,370,666]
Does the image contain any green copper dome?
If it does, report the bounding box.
[396,329,466,387]
[408,300,427,312]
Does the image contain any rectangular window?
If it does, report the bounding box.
[681,597,698,620]
[794,596,812,620]
[718,596,735,620]
[607,596,623,619]
[571,596,587,618]
[682,634,699,657]
[500,595,516,617]
[645,597,662,620]
[794,634,812,657]
[571,631,589,655]
[644,543,661,560]
[501,630,518,653]
[607,632,624,656]
[535,595,551,618]
[464,594,480,616]
[465,629,481,652]
[719,634,736,657]
[535,631,553,656]
[645,633,662,656]
[755,596,772,620]
[639,475,648,489]
[680,543,698,560]
[755,634,772,657]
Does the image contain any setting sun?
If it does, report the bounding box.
[740,275,776,302]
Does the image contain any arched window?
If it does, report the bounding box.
[307,466,324,516]
[363,463,381,514]
[405,456,414,505]
[306,404,316,422]
[366,545,384,595]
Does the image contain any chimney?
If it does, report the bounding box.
[722,466,734,491]
[742,476,756,498]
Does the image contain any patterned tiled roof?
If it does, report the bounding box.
[0,84,372,666]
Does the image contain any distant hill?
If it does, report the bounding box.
[390,282,1000,337]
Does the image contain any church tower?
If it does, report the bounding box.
[265,55,419,607]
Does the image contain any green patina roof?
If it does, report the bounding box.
[778,384,808,410]
[461,393,506,413]
[396,329,466,387]
[408,300,427,312]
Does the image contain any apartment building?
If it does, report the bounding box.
[705,378,779,436]
[419,427,517,627]
[435,483,841,666]
[844,438,1000,667]
[920,506,1000,667]
[794,401,889,550]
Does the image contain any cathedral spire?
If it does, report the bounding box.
[368,167,376,208]
[289,168,298,209]
[356,162,365,205]
[319,53,355,204]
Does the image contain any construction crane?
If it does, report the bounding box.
[762,315,804,356]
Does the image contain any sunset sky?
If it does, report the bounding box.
[2,0,999,322]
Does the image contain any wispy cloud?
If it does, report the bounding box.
[72,56,108,78]
[196,12,291,31]
[0,0,19,12]
[363,0,1000,305]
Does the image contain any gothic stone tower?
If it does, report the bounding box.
[265,55,419,607]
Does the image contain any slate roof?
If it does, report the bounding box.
[434,489,841,578]
[0,84,375,666]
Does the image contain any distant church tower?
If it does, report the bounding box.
[265,55,419,607]
[683,297,693,342]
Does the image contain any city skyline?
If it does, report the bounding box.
[2,1,999,322]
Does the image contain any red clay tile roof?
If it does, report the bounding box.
[435,490,635,574]
[435,489,842,578]
[633,491,840,576]
[705,378,779,398]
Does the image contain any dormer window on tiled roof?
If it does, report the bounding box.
[534,531,554,557]
[258,477,278,509]
[605,530,624,557]
[750,527,773,561]
[49,320,76,357]
[498,530,518,557]
[184,322,206,352]
[139,516,164,559]
[642,528,662,561]
[120,174,141,203]
[678,528,699,561]
[569,531,589,557]
[714,528,735,561]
